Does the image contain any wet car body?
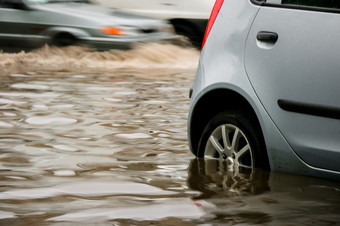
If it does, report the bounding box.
[188,0,340,180]
[0,0,176,51]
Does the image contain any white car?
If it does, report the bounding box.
[93,0,215,47]
[0,0,176,52]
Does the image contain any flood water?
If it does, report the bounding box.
[0,43,339,225]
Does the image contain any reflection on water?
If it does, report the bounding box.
[0,44,339,225]
[188,159,270,200]
[189,159,340,225]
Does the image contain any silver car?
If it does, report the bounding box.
[188,0,340,181]
[0,0,176,51]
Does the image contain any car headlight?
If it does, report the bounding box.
[100,26,140,36]
[100,26,125,35]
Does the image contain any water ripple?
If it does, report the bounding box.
[25,116,77,126]
[0,181,176,200]
[11,83,49,90]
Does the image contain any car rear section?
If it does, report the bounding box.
[244,0,340,175]
[189,0,277,171]
[188,0,340,180]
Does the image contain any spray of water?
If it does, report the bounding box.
[0,42,200,76]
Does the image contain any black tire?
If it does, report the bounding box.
[53,33,77,47]
[172,23,202,49]
[197,110,269,170]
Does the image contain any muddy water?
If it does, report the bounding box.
[0,44,339,225]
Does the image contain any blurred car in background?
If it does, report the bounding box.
[0,0,176,52]
[93,0,215,48]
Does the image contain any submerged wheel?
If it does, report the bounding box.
[198,110,269,172]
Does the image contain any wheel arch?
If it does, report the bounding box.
[188,87,267,159]
[42,27,90,42]
[170,19,202,32]
[169,18,207,47]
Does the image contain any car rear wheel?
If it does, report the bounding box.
[198,110,269,172]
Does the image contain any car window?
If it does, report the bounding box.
[0,0,25,9]
[0,0,42,8]
[27,0,49,3]
[281,0,340,9]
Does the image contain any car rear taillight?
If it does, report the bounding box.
[201,0,224,50]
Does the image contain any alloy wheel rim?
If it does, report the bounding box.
[204,124,254,172]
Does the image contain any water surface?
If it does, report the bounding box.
[0,44,339,225]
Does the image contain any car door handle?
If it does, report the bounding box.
[257,31,278,43]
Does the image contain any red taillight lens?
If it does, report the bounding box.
[201,0,225,50]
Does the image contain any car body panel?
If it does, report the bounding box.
[245,5,340,172]
[188,0,340,180]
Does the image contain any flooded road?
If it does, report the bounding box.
[0,43,340,225]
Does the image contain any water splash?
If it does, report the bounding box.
[0,43,200,75]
